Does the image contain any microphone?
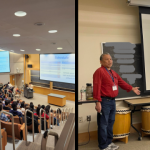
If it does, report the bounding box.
[100,112,102,115]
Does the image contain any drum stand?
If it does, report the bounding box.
[130,106,142,141]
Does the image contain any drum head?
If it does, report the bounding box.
[141,105,150,111]
[116,107,131,114]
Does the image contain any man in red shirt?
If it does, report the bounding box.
[93,53,140,150]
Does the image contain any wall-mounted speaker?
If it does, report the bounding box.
[25,54,29,59]
[28,64,32,68]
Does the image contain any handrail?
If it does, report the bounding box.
[39,108,46,133]
[55,113,75,150]
[25,109,34,145]
[0,111,15,150]
[61,108,65,124]
[41,129,59,150]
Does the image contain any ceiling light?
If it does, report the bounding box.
[14,11,27,17]
[10,50,14,52]
[48,30,57,33]
[13,34,20,37]
[57,47,63,50]
[20,49,25,51]
[36,49,41,51]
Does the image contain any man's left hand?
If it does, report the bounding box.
[132,87,140,95]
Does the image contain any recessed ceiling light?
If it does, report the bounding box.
[48,30,57,33]
[13,34,20,37]
[36,49,41,51]
[14,11,27,17]
[57,47,63,50]
[20,49,25,51]
[10,50,14,52]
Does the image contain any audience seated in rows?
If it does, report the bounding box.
[34,106,49,120]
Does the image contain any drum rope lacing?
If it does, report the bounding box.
[116,109,131,114]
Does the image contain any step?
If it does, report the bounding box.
[15,140,54,150]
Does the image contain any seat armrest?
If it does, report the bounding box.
[20,123,26,140]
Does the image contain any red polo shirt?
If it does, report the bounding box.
[93,66,132,102]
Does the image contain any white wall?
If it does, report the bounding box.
[0,51,24,85]
[79,0,142,133]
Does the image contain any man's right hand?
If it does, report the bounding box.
[95,102,101,113]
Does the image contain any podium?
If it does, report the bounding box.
[24,87,33,99]
[47,93,66,106]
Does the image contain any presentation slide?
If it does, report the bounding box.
[0,51,10,73]
[40,54,75,84]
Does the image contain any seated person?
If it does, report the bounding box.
[34,107,49,120]
[45,105,50,115]
[20,102,25,115]
[8,82,14,92]
[41,105,45,110]
[17,100,21,108]
[3,101,10,110]
[16,87,21,94]
[30,103,34,110]
[0,102,9,122]
[9,102,23,118]
[8,82,13,88]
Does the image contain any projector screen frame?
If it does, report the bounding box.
[0,51,10,73]
[139,6,150,94]
[39,53,75,85]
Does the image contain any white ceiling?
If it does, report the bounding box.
[0,0,75,54]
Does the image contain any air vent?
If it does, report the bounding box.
[34,22,45,26]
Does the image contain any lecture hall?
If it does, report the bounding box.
[0,0,75,150]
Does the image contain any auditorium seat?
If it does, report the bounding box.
[1,121,26,140]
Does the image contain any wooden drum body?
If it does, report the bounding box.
[113,107,131,139]
[141,106,150,134]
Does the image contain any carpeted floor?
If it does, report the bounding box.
[78,133,150,150]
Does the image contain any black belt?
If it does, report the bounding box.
[101,96,115,100]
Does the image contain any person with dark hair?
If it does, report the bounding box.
[26,107,39,133]
[45,105,50,115]
[9,102,23,117]
[93,53,140,150]
[38,104,41,108]
[0,103,9,122]
[30,103,34,110]
[3,101,11,110]
[41,105,45,110]
[17,100,21,108]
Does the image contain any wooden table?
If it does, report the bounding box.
[124,98,150,141]
[48,93,66,107]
